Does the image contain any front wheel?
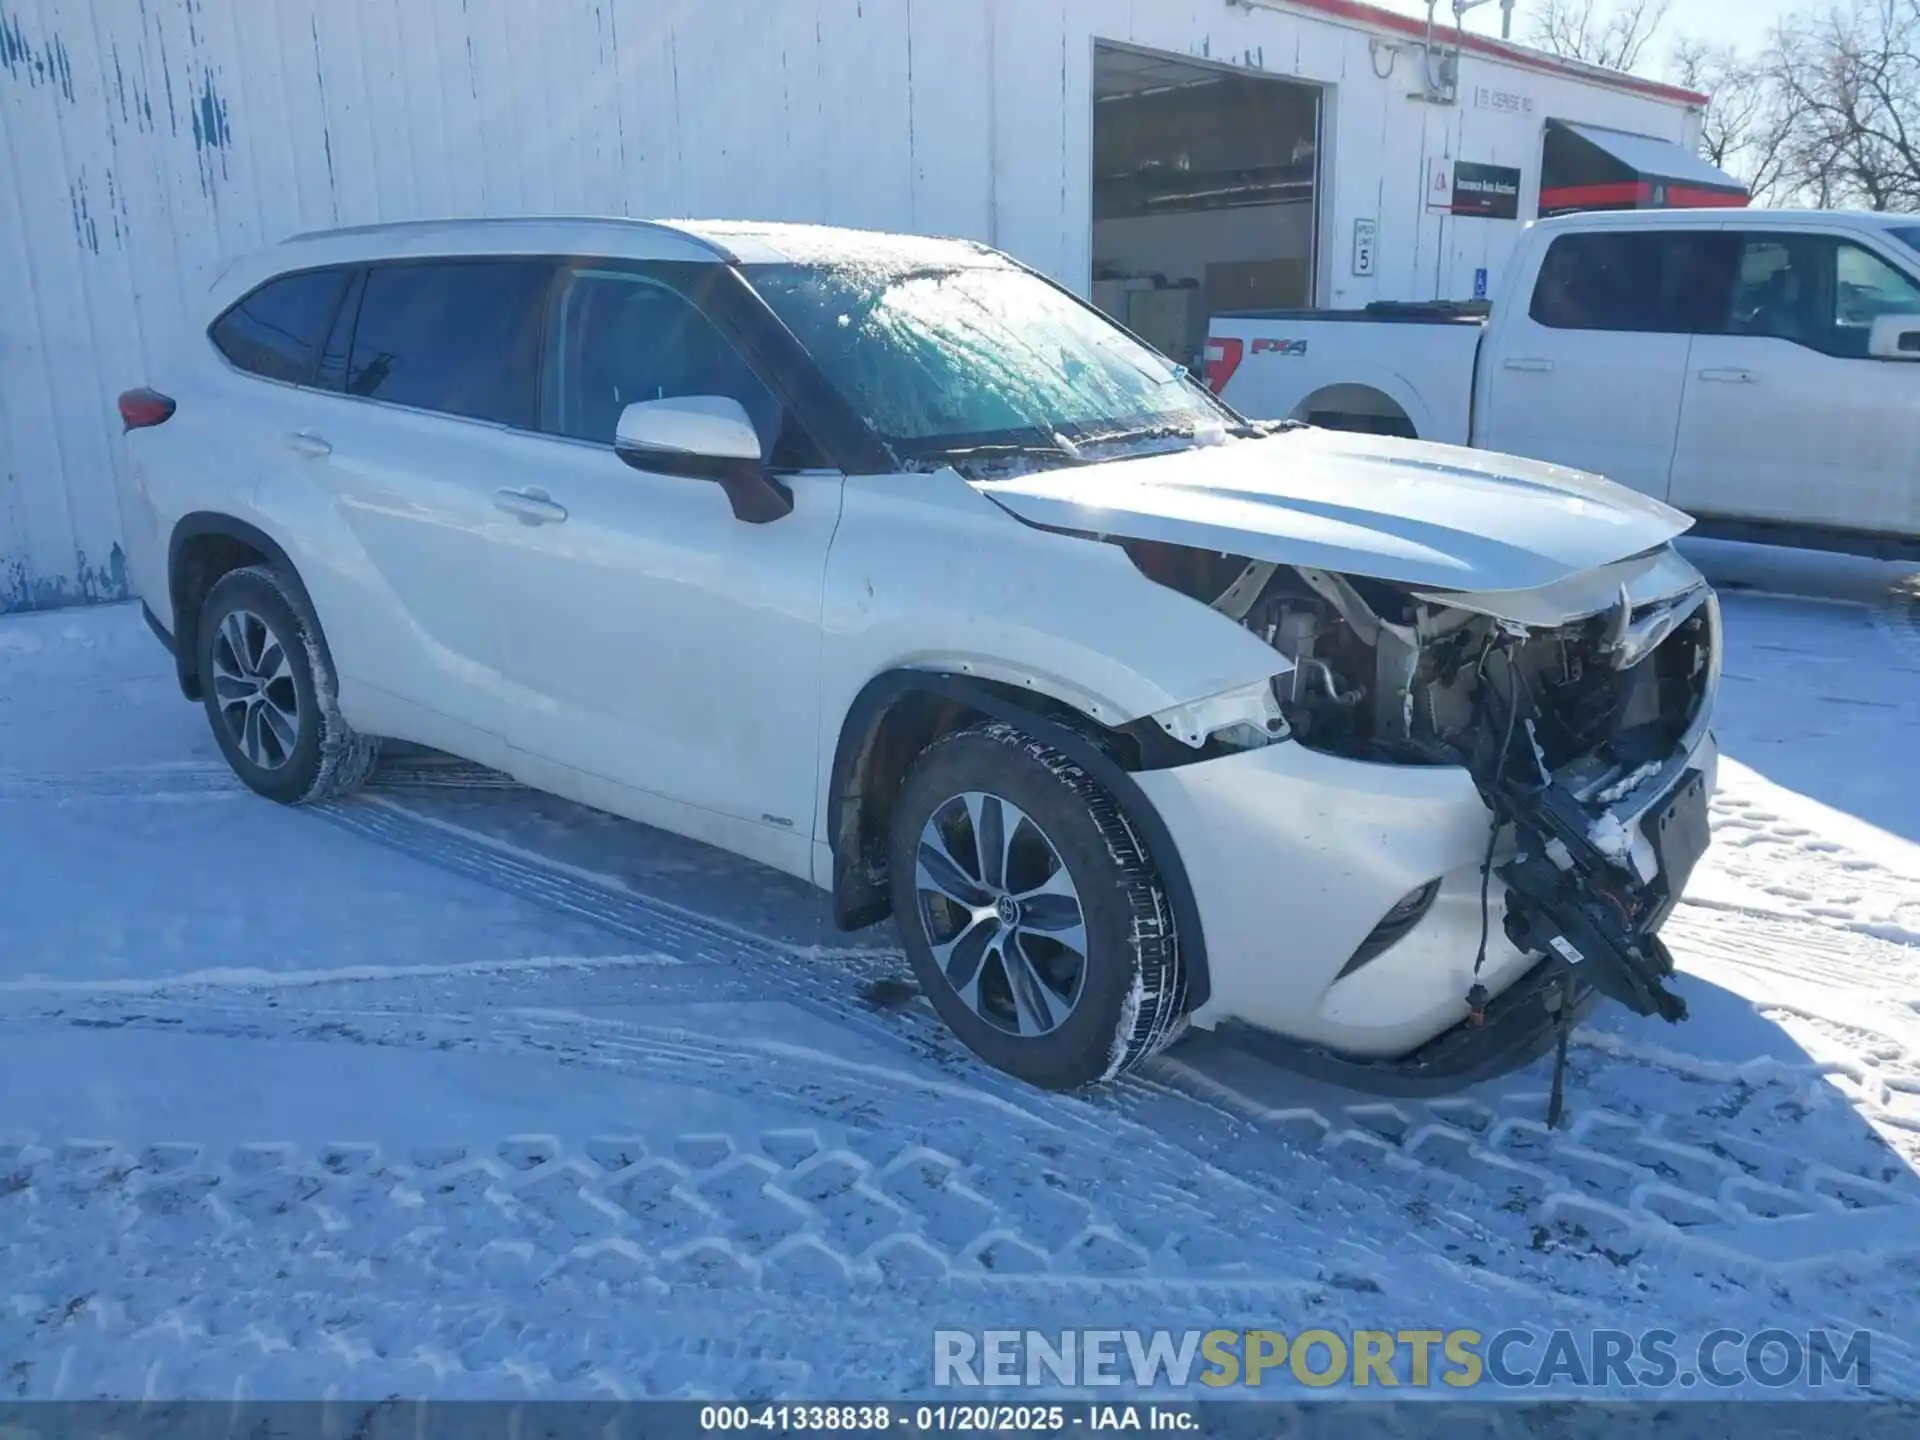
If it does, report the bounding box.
[887,722,1187,1089]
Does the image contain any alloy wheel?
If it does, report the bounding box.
[210,608,301,771]
[913,790,1088,1037]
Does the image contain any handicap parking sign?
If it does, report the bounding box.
[1474,267,1489,300]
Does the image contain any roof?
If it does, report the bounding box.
[275,215,1003,268]
[211,215,1009,302]
[1271,0,1710,108]
[671,220,1003,268]
[268,214,1005,266]
[273,215,727,263]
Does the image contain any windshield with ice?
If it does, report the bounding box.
[746,262,1238,467]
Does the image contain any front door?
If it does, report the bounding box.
[1477,227,1733,501]
[1670,228,1920,534]
[491,262,843,874]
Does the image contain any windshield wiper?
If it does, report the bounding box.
[1081,421,1244,451]
[1089,423,1194,445]
[906,440,1089,471]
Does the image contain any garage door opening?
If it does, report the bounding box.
[1091,43,1322,375]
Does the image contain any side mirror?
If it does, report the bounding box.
[1867,314,1920,361]
[613,396,794,523]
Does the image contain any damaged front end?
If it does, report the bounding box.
[1127,539,1719,1088]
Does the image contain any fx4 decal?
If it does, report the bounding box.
[1202,336,1310,394]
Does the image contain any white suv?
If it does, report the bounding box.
[115,218,1720,1094]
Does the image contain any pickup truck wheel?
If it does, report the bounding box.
[888,722,1186,1089]
[197,565,380,805]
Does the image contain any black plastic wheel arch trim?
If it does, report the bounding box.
[829,669,1213,1012]
[167,513,326,703]
[140,602,175,656]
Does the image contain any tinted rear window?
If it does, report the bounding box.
[344,261,550,426]
[210,268,353,384]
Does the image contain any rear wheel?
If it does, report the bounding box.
[197,565,379,804]
[888,722,1186,1089]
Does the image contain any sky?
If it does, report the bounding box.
[1371,0,1799,60]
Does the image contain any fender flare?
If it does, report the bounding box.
[166,513,326,700]
[828,669,1213,1012]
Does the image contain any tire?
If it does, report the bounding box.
[887,721,1186,1089]
[196,564,380,804]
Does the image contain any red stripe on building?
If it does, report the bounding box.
[1541,182,1646,209]
[1540,181,1750,211]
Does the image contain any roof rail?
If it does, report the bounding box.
[278,214,734,258]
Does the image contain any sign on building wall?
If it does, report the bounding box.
[1450,161,1523,219]
[1427,157,1455,210]
[1351,218,1378,277]
[1472,84,1536,117]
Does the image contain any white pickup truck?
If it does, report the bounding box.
[1207,208,1920,555]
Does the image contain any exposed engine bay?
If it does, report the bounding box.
[1127,539,1718,1047]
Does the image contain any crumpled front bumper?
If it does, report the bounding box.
[1212,951,1605,1097]
[1132,718,1718,1072]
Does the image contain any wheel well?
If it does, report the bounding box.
[1293,383,1417,439]
[166,515,305,701]
[830,682,1103,929]
[828,671,1212,1010]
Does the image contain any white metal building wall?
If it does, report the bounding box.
[0,0,1701,612]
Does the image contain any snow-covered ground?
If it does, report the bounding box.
[3,539,1919,1404]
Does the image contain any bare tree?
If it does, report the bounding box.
[1770,0,1920,211]
[1527,0,1674,73]
[1668,38,1803,205]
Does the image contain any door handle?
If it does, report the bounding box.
[1698,367,1756,384]
[1503,357,1555,373]
[493,486,569,525]
[286,431,332,458]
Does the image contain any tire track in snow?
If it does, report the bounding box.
[236,786,1920,1258]
[1699,778,1920,950]
[8,749,1919,1337]
[0,754,526,801]
[0,1132,1320,1400]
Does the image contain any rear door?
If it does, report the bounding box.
[1476,227,1733,500]
[286,258,553,746]
[1670,228,1920,535]
[181,265,357,619]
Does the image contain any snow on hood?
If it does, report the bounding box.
[972,427,1694,594]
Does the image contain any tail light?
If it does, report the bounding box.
[118,388,176,431]
[1202,337,1243,395]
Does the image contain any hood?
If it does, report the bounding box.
[972,428,1693,594]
